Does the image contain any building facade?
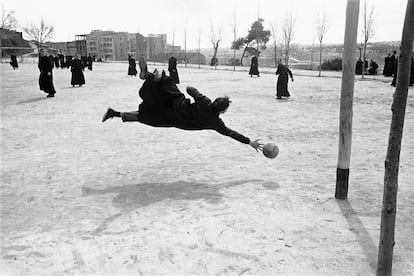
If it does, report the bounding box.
[86,30,128,61]
[146,34,166,59]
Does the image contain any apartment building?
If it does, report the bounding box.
[146,34,166,59]
[86,30,128,61]
[128,33,146,58]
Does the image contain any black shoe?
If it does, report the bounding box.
[102,108,115,122]
[276,96,282,99]
[47,94,55,98]
[139,56,148,79]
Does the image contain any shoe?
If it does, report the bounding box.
[139,56,148,79]
[47,94,55,98]
[276,96,282,99]
[102,108,115,122]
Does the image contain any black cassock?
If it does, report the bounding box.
[276,64,293,98]
[71,59,85,86]
[128,57,137,76]
[38,56,56,95]
[10,55,18,69]
[383,56,392,76]
[87,56,93,71]
[59,54,65,68]
[249,56,259,76]
[168,56,180,84]
[53,56,60,68]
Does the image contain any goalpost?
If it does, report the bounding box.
[0,46,35,63]
[336,1,413,275]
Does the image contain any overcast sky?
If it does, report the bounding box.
[2,0,407,49]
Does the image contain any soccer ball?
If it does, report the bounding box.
[263,143,279,159]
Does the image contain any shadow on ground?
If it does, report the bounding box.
[17,97,48,104]
[336,199,378,273]
[82,179,278,211]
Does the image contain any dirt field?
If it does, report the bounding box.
[1,62,413,275]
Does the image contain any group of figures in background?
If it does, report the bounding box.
[34,49,94,97]
[9,48,414,100]
[248,55,294,100]
[355,50,414,87]
[383,50,414,87]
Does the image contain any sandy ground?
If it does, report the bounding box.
[1,61,413,276]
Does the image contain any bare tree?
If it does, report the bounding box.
[184,26,187,67]
[316,12,328,76]
[1,5,18,30]
[360,0,375,79]
[377,1,414,274]
[23,18,54,52]
[282,13,295,66]
[210,20,221,70]
[310,39,315,69]
[197,27,202,69]
[171,30,175,55]
[269,22,278,68]
[231,9,238,71]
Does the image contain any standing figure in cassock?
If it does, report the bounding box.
[390,51,397,77]
[9,55,18,69]
[391,57,398,87]
[66,55,73,68]
[168,56,180,84]
[355,58,363,75]
[383,53,392,76]
[128,55,137,76]
[87,54,93,71]
[53,55,60,68]
[249,55,260,77]
[59,54,65,68]
[275,62,294,99]
[49,54,55,69]
[71,53,86,87]
[38,49,56,98]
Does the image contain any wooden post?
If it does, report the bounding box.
[377,1,414,275]
[336,0,360,199]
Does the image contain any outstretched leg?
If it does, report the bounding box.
[102,108,121,122]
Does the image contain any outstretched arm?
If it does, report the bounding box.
[215,119,263,151]
[288,68,294,81]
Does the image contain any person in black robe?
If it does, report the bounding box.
[71,53,86,87]
[9,55,18,69]
[38,49,56,98]
[249,56,260,77]
[391,57,398,87]
[66,55,73,68]
[59,54,65,68]
[355,58,363,75]
[383,53,392,76]
[80,55,87,69]
[390,51,397,77]
[49,54,55,69]
[87,54,93,71]
[101,58,263,152]
[168,56,180,84]
[275,62,294,99]
[53,55,60,68]
[368,59,379,75]
[127,55,137,76]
